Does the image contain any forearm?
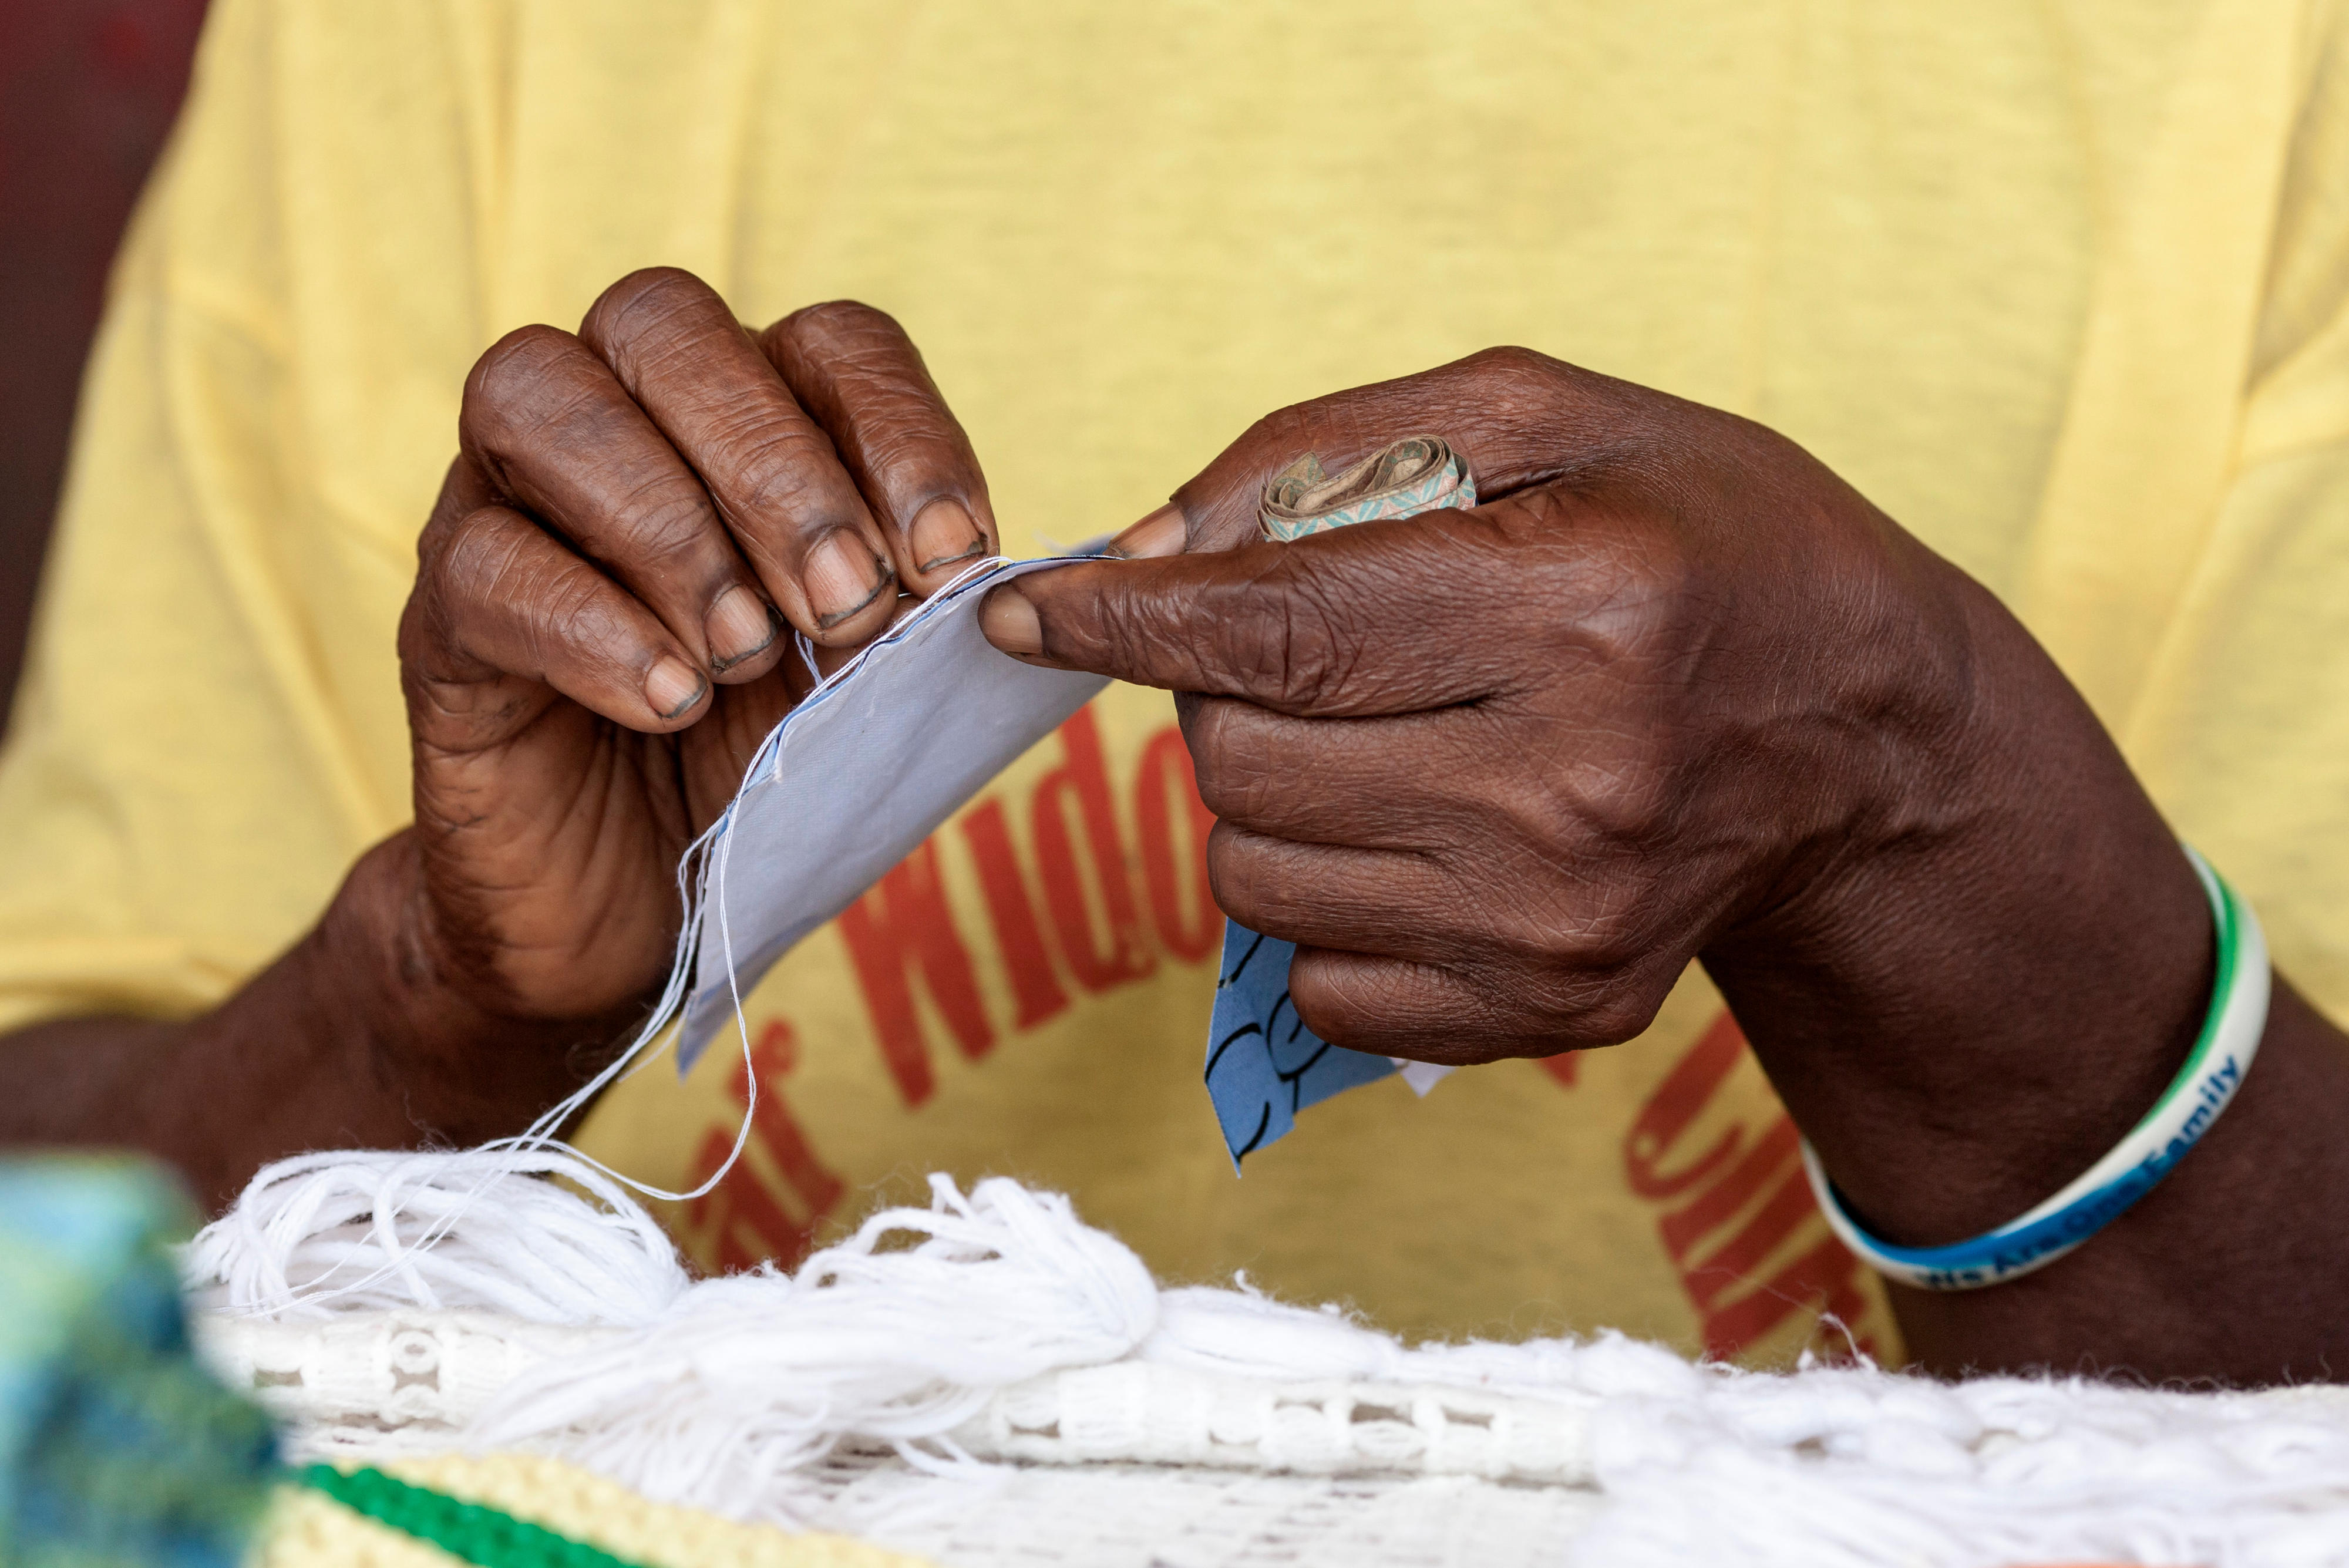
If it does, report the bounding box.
[0,833,634,1212]
[1707,575,2349,1384]
[1886,975,2349,1381]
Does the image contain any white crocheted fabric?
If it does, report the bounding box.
[187,1150,2349,1568]
[198,1311,1597,1485]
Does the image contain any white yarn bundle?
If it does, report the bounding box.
[469,1173,1159,1507]
[186,1148,2349,1566]
[182,1149,689,1324]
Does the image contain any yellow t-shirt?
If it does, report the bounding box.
[5,0,2348,1365]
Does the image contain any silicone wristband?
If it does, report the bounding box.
[1800,847,2269,1291]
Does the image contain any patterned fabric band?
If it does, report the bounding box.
[1801,846,2270,1291]
[1257,435,1475,541]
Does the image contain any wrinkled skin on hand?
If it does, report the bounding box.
[401,268,1000,1028]
[996,347,2070,1067]
[983,347,2349,1382]
[0,268,1022,1205]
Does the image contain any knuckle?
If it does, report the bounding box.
[530,561,624,654]
[1451,345,1570,433]
[1200,823,1274,927]
[1131,556,1353,711]
[1447,957,1632,1054]
[463,324,581,427]
[1446,862,1655,1002]
[1534,525,1696,671]
[1561,963,1674,1047]
[1488,718,1681,856]
[434,508,530,607]
[1200,758,1280,833]
[1554,904,1653,976]
[1237,399,1334,469]
[407,509,536,678]
[608,478,725,568]
[1285,955,1422,1054]
[1257,567,1366,711]
[1180,704,1265,821]
[853,406,971,480]
[776,298,905,354]
[1461,344,1560,386]
[707,412,861,522]
[1287,976,1367,1049]
[413,503,465,574]
[580,265,718,353]
[1566,749,1682,848]
[393,593,438,674]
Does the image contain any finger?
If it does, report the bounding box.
[460,322,788,682]
[980,501,1534,715]
[1102,503,1187,560]
[807,592,923,680]
[1181,696,1508,846]
[1163,345,1647,551]
[578,269,898,647]
[1184,684,1682,862]
[1209,817,1644,982]
[1283,948,1593,1063]
[410,502,712,733]
[1211,827,1662,1062]
[1290,940,1673,1061]
[1210,812,1675,984]
[762,300,1001,595]
[1208,821,1462,964]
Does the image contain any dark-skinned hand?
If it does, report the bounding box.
[0,268,1003,1204]
[403,267,998,1027]
[980,347,2349,1384]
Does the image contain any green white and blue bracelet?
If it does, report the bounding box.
[1799,847,2270,1291]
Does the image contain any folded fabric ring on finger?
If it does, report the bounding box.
[1257,434,1475,542]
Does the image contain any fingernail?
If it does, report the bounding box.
[804,529,893,628]
[979,584,1043,656]
[644,655,707,719]
[1105,503,1186,559]
[706,584,780,671]
[910,497,988,576]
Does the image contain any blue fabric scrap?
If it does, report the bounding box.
[1205,922,1398,1167]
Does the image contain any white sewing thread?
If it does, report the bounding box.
[201,563,1063,1316]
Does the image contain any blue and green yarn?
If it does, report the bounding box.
[0,1153,654,1568]
[0,1155,280,1568]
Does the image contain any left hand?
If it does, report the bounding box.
[975,348,2349,1384]
[983,347,2200,1071]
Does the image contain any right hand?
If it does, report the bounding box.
[392,268,998,1044]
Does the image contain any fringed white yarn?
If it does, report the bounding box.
[469,1175,1159,1507]
[182,1149,689,1324]
[188,1148,2349,1567]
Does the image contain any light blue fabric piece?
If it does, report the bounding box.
[1206,924,1398,1167]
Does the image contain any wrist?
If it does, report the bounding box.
[106,832,632,1213]
[1701,571,2215,1247]
[298,832,636,1146]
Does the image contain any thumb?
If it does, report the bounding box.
[979,508,1520,716]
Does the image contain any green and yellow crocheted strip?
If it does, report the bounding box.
[261,1453,928,1568]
